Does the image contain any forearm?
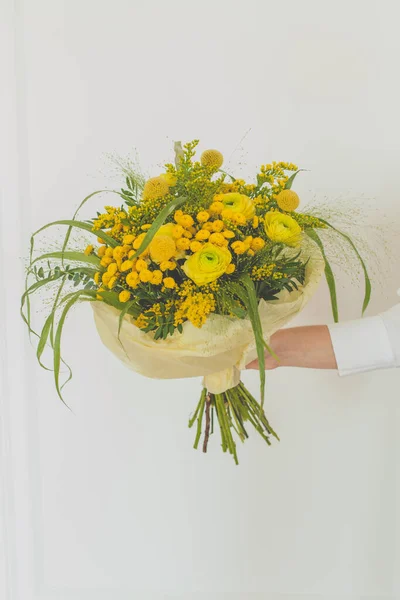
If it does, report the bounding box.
[270,325,338,370]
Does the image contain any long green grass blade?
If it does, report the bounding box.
[238,275,266,408]
[53,290,96,404]
[31,251,101,268]
[132,195,187,259]
[318,218,371,315]
[307,229,339,322]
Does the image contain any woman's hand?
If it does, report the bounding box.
[246,325,338,371]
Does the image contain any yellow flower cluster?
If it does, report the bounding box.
[252,264,276,280]
[174,281,216,327]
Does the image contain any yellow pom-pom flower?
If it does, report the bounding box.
[97,246,106,257]
[123,234,135,245]
[135,259,148,272]
[209,201,224,215]
[172,224,184,239]
[190,241,203,253]
[107,262,118,276]
[209,232,227,246]
[183,243,232,286]
[105,247,114,257]
[180,214,194,228]
[251,237,266,251]
[195,229,210,241]
[139,269,153,283]
[84,244,94,256]
[264,212,302,247]
[149,235,176,263]
[100,256,113,267]
[108,276,117,289]
[231,241,247,255]
[276,190,300,212]
[176,237,191,251]
[201,149,224,170]
[151,270,163,285]
[222,230,235,239]
[219,193,255,220]
[142,176,170,201]
[121,260,134,272]
[119,290,131,303]
[197,211,210,223]
[163,277,176,289]
[126,272,139,288]
[225,264,236,274]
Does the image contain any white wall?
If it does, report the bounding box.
[2,1,400,599]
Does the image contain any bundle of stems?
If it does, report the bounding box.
[189,382,279,465]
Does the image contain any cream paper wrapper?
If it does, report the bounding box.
[92,238,325,394]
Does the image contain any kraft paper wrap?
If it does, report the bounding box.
[92,238,325,394]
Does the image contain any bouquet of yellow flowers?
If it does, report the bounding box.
[21,140,371,463]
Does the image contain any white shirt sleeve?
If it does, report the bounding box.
[328,290,400,376]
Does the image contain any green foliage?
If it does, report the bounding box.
[307,229,339,322]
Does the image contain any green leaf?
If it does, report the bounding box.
[238,274,266,408]
[131,196,188,259]
[307,229,339,322]
[30,251,101,269]
[284,169,306,190]
[53,290,96,404]
[318,218,371,315]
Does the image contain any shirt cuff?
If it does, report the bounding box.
[328,316,397,376]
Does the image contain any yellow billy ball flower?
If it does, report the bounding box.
[183,243,232,286]
[84,244,94,256]
[163,277,176,289]
[123,234,135,245]
[176,237,191,251]
[220,193,255,220]
[231,241,247,255]
[151,270,163,285]
[190,241,203,253]
[119,290,131,303]
[139,269,153,283]
[197,211,210,223]
[135,258,148,272]
[94,272,100,285]
[126,272,139,288]
[195,229,210,241]
[264,212,302,247]
[108,276,118,289]
[149,235,176,263]
[251,237,266,251]
[225,264,236,274]
[97,245,106,257]
[200,149,224,170]
[142,176,170,201]
[159,172,177,187]
[121,260,134,272]
[276,190,300,212]
[209,232,227,246]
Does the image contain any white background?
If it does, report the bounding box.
[1,1,400,599]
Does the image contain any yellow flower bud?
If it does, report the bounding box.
[190,241,203,253]
[94,272,100,285]
[126,271,139,288]
[197,211,210,223]
[108,276,117,289]
[121,260,134,272]
[123,234,135,245]
[176,237,191,250]
[97,246,106,257]
[100,256,113,267]
[151,270,163,285]
[107,262,118,276]
[195,229,210,241]
[119,290,131,303]
[209,201,224,214]
[84,244,94,256]
[105,247,114,257]
[225,264,236,274]
[209,232,227,246]
[163,277,176,289]
[136,259,148,272]
[139,269,152,283]
[231,241,247,255]
[212,220,224,232]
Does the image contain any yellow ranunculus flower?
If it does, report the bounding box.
[264,212,302,247]
[183,243,232,286]
[219,193,255,220]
